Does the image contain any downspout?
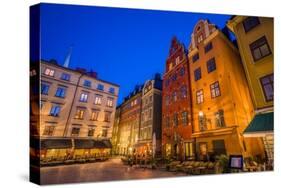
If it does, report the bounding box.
[63,73,84,137]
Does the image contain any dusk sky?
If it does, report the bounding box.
[40,3,231,105]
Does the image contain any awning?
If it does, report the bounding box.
[244,112,273,137]
[41,139,72,149]
[74,139,95,149]
[93,140,112,149]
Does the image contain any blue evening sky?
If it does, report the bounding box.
[39,3,231,105]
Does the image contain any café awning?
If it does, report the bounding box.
[74,139,95,149]
[41,139,72,149]
[244,112,273,137]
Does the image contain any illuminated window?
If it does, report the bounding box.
[107,97,114,107]
[175,56,180,65]
[210,81,221,98]
[260,74,273,101]
[61,73,70,81]
[43,126,55,136]
[215,109,225,128]
[49,105,61,117]
[44,68,55,76]
[101,129,108,137]
[250,36,271,61]
[79,93,88,102]
[199,112,207,131]
[104,111,112,122]
[94,94,102,105]
[83,80,91,87]
[243,17,260,32]
[196,89,204,104]
[55,87,66,98]
[74,109,85,119]
[91,109,99,121]
[194,67,201,81]
[88,127,95,137]
[207,57,216,73]
[71,127,80,137]
[41,83,50,95]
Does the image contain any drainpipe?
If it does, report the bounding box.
[63,73,84,137]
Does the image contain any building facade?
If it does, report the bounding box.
[116,86,143,155]
[188,20,265,161]
[162,37,193,161]
[36,60,119,159]
[227,16,274,164]
[135,74,162,157]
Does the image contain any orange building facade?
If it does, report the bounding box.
[162,38,194,161]
[188,20,265,160]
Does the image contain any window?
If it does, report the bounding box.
[215,109,225,128]
[91,110,100,121]
[43,126,55,136]
[182,111,188,125]
[49,105,61,117]
[165,117,170,127]
[109,87,115,94]
[243,17,260,32]
[104,111,111,122]
[83,80,91,87]
[199,112,207,131]
[41,83,50,95]
[148,108,152,119]
[107,97,114,107]
[172,91,177,102]
[44,68,55,76]
[204,42,213,53]
[194,67,201,81]
[61,73,70,81]
[250,36,271,61]
[260,74,273,101]
[94,94,102,105]
[101,129,108,137]
[171,74,177,82]
[207,57,216,73]
[173,113,178,126]
[74,109,85,119]
[210,81,221,98]
[192,53,199,63]
[71,127,80,137]
[175,56,180,65]
[165,79,170,87]
[55,87,66,98]
[185,142,194,158]
[88,128,95,137]
[180,86,187,99]
[179,67,185,76]
[97,84,104,91]
[196,89,204,104]
[79,93,88,102]
[165,95,170,106]
[197,35,203,43]
[212,140,226,155]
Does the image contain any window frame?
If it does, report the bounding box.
[210,81,221,98]
[194,67,202,81]
[204,42,213,53]
[192,53,199,63]
[260,74,274,102]
[196,89,204,104]
[243,17,260,33]
[207,57,216,73]
[250,36,271,62]
[60,73,71,81]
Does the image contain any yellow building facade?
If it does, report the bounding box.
[227,16,274,164]
[188,20,264,160]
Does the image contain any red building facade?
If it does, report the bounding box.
[162,37,194,161]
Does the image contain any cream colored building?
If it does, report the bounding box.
[40,60,119,139]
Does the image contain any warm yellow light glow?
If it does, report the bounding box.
[199,111,204,117]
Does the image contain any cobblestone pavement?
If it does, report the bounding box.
[40,157,186,185]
